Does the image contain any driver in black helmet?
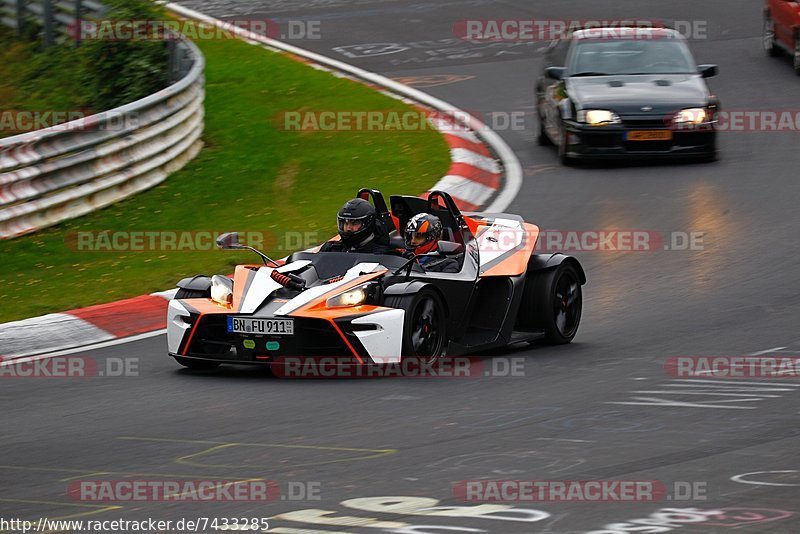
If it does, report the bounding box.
[320,198,394,254]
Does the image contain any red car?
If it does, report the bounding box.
[764,0,800,74]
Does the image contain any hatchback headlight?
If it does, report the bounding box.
[578,109,621,126]
[674,108,708,125]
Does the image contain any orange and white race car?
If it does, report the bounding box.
[167,189,586,370]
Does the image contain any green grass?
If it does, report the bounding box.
[0,37,450,322]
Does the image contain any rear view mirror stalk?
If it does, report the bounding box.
[216,231,280,267]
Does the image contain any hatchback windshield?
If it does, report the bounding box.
[568,38,697,76]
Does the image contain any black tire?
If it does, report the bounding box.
[537,114,553,146]
[557,124,574,166]
[173,356,221,370]
[520,262,582,345]
[764,16,780,57]
[794,36,800,75]
[700,150,719,163]
[384,289,447,364]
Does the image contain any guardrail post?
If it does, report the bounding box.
[167,40,182,83]
[74,0,82,46]
[15,0,25,36]
[42,0,53,46]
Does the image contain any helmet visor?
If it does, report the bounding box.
[337,216,367,234]
[405,229,435,249]
[409,232,427,247]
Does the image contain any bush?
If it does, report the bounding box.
[0,0,169,115]
[77,0,169,110]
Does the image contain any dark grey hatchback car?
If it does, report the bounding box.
[535,27,720,164]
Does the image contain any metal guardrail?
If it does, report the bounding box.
[0,38,204,239]
[0,0,106,45]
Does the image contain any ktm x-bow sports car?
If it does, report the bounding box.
[167,190,586,370]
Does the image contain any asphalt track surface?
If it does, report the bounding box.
[3,1,800,533]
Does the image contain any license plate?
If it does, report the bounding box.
[227,317,294,335]
[627,130,673,141]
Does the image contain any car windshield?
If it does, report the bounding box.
[288,251,423,279]
[568,38,697,76]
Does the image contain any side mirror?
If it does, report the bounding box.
[698,64,718,78]
[436,241,464,256]
[545,66,566,80]
[216,232,241,250]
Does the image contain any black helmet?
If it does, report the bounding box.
[404,213,443,254]
[337,198,377,247]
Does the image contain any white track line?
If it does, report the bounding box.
[0,329,166,366]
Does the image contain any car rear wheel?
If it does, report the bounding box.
[173,356,221,370]
[763,17,779,57]
[520,262,582,345]
[537,113,553,146]
[385,289,447,365]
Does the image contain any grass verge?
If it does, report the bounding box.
[0,36,450,322]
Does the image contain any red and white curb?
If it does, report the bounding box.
[422,114,502,211]
[0,292,175,361]
[0,4,522,363]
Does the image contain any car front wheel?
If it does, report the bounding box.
[794,36,800,74]
[764,17,779,56]
[385,289,447,365]
[558,125,574,166]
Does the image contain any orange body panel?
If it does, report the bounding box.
[181,297,231,315]
[232,265,260,312]
[462,215,483,236]
[480,223,540,277]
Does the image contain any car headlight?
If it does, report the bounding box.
[326,283,372,308]
[578,109,621,126]
[210,275,233,306]
[674,108,708,125]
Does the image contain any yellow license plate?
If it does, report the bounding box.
[627,130,673,141]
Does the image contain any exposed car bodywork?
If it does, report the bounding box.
[168,190,586,369]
